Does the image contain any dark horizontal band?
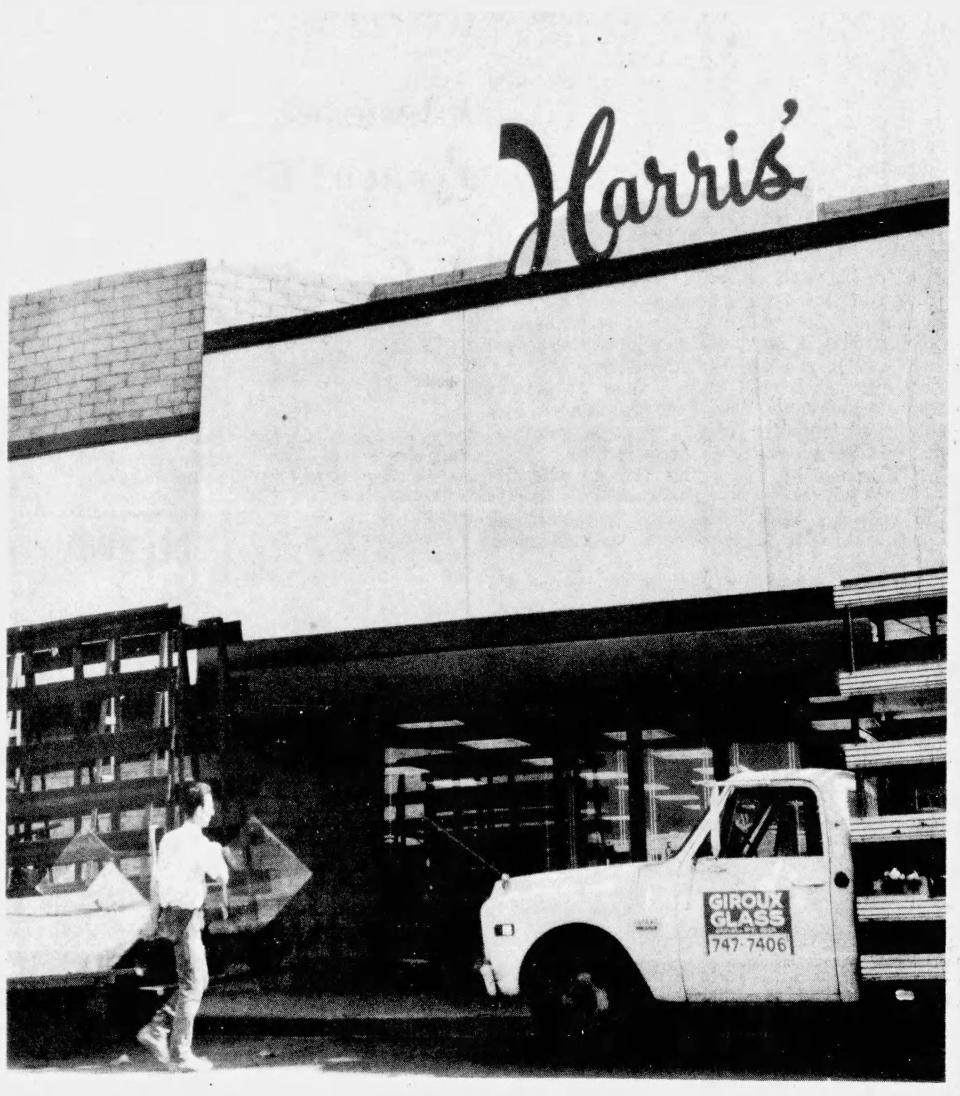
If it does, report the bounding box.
[8,412,201,462]
[204,197,948,355]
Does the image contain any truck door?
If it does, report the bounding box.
[680,783,840,1001]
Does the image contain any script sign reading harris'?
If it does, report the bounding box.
[703,889,794,956]
[499,100,807,276]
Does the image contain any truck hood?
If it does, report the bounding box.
[488,857,673,902]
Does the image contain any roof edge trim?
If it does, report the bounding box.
[203,197,947,356]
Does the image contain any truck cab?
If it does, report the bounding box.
[479,768,862,1035]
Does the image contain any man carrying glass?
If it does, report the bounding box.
[137,781,230,1072]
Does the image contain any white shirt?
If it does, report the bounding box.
[155,820,229,909]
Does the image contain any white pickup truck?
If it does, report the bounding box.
[479,765,945,1041]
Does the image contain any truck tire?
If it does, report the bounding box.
[524,938,639,1049]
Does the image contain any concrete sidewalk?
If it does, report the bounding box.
[202,977,528,1024]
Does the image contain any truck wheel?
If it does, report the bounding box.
[526,946,634,1048]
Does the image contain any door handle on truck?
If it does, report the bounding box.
[793,881,826,889]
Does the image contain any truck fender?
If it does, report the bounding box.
[519,923,651,1000]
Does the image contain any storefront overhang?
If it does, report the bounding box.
[223,592,871,729]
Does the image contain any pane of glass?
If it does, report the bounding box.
[34,701,74,741]
[579,748,630,864]
[119,693,156,731]
[33,667,74,686]
[883,617,932,641]
[784,790,822,856]
[79,760,113,785]
[44,769,75,790]
[8,708,22,747]
[721,790,775,857]
[79,860,102,882]
[120,808,147,831]
[120,855,149,879]
[81,641,110,679]
[80,812,113,835]
[119,632,162,672]
[119,757,152,781]
[721,788,822,858]
[645,746,713,861]
[48,817,76,839]
[754,815,779,857]
[80,697,109,735]
[8,652,25,688]
[384,757,429,849]
[730,742,798,773]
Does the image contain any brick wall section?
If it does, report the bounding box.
[204,260,371,330]
[369,259,508,301]
[8,260,206,459]
[817,179,948,220]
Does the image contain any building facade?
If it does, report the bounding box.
[6,183,948,981]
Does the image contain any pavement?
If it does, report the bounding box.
[198,975,529,1025]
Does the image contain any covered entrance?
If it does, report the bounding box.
[220,584,866,981]
[380,708,819,976]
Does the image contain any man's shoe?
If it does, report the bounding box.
[169,1054,213,1073]
[136,1024,170,1065]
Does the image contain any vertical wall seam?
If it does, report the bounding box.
[461,310,471,618]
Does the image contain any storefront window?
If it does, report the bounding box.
[645,745,714,861]
[579,746,630,864]
[384,765,428,846]
[729,741,798,774]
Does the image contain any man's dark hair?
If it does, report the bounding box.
[181,781,212,818]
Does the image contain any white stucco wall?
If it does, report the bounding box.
[8,224,946,638]
[193,225,947,637]
[8,434,200,625]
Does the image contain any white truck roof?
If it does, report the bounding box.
[722,767,852,788]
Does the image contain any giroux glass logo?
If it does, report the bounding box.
[499,99,807,276]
